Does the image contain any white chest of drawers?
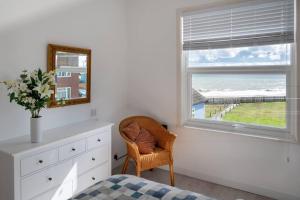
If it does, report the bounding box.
[0,120,113,200]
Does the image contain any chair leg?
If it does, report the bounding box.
[136,163,141,177]
[169,162,175,186]
[136,169,141,177]
[122,156,129,174]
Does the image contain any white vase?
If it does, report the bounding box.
[30,117,43,143]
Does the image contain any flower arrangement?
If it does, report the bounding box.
[1,69,56,118]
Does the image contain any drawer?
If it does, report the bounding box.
[21,160,74,200]
[31,180,73,200]
[74,162,109,195]
[74,145,109,175]
[21,149,59,176]
[59,140,86,161]
[87,132,108,150]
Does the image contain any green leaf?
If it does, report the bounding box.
[42,77,49,85]
[31,77,36,85]
[9,93,15,102]
[20,74,27,80]
[38,69,43,81]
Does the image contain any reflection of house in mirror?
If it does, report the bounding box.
[55,52,87,100]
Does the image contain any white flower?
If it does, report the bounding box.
[24,97,34,104]
[44,71,56,85]
[33,83,42,93]
[9,82,21,96]
[29,97,35,105]
[4,80,16,88]
[49,75,56,85]
[19,82,28,92]
[3,69,56,118]
[41,85,52,98]
[24,74,31,82]
[30,71,38,80]
[33,84,52,98]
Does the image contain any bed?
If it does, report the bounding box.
[72,174,214,200]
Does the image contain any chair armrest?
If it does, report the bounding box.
[120,133,141,160]
[158,131,176,152]
[126,141,141,160]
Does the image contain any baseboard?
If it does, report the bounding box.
[164,166,299,200]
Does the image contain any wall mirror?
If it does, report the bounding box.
[47,44,91,107]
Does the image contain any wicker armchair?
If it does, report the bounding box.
[119,116,176,186]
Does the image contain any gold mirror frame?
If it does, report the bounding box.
[47,44,91,107]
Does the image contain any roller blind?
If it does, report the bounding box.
[183,0,294,50]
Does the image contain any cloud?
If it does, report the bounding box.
[189,44,290,66]
[270,53,281,60]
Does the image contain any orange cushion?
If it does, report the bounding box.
[135,128,155,154]
[122,122,140,141]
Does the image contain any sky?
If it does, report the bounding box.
[188,44,291,67]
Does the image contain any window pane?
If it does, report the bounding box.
[187,44,291,67]
[56,87,71,100]
[192,74,286,128]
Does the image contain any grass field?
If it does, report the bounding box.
[205,104,226,118]
[223,102,286,128]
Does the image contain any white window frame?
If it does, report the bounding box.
[177,1,299,142]
[56,87,72,100]
[56,71,72,78]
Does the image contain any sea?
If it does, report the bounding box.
[192,74,286,98]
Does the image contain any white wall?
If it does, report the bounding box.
[126,0,300,200]
[1,0,300,199]
[0,0,88,31]
[0,0,127,167]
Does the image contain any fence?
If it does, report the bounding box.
[206,96,286,104]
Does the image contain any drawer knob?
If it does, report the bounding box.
[72,148,76,151]
[92,177,96,181]
[92,157,96,161]
[38,160,43,164]
[48,177,53,181]
[97,139,101,142]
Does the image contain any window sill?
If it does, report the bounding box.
[182,121,298,143]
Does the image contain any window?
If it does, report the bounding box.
[56,71,72,77]
[56,87,71,100]
[180,0,297,140]
[79,73,87,83]
[188,44,291,67]
[192,73,287,128]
